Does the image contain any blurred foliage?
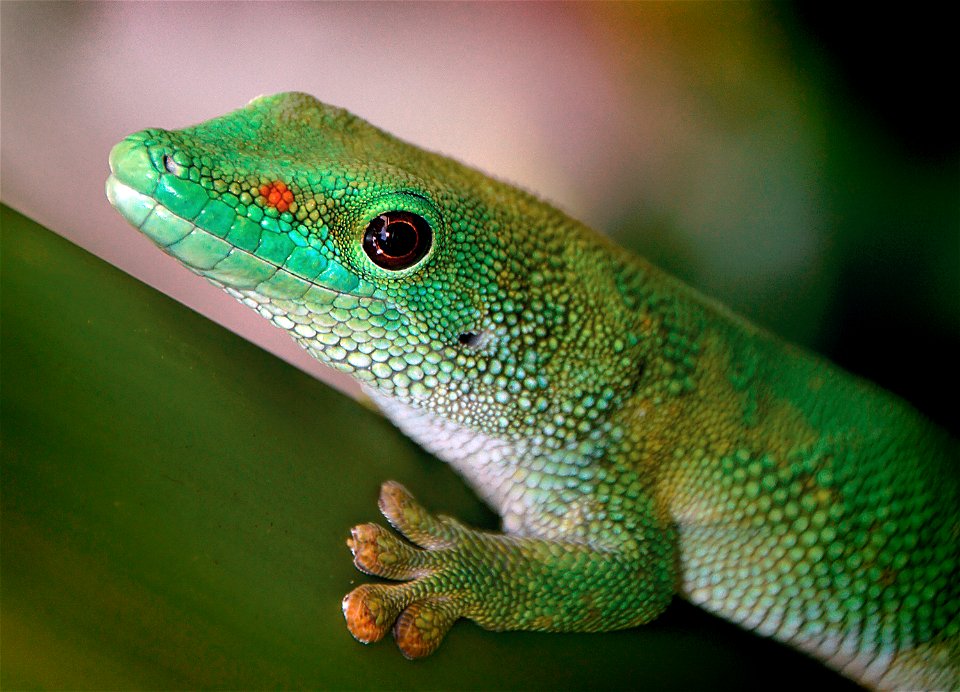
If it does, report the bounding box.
[779,3,958,436]
[573,4,957,435]
[2,206,855,689]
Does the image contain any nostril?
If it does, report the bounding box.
[162,154,179,175]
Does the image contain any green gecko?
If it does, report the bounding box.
[105,93,958,689]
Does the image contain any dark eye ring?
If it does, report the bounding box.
[362,211,433,270]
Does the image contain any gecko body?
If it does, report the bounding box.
[106,93,959,689]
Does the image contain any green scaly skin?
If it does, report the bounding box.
[106,93,959,689]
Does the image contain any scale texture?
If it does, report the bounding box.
[106,93,959,689]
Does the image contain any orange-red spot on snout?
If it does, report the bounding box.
[259,180,294,213]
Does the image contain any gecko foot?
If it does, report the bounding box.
[343,481,468,658]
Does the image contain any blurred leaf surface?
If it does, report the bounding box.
[1,206,851,689]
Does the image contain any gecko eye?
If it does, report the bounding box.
[362,211,432,270]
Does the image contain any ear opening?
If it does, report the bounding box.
[457,331,488,349]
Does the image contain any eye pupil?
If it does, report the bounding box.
[363,211,432,269]
[376,219,417,257]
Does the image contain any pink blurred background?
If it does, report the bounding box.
[2,3,956,423]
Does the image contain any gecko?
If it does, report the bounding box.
[105,92,958,689]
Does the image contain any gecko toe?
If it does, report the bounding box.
[342,583,410,644]
[378,481,459,550]
[348,522,429,579]
[394,597,461,659]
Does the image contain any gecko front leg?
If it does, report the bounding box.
[343,481,676,658]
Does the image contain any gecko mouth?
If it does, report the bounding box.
[106,174,351,303]
[105,136,376,306]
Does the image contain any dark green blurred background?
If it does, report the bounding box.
[780,5,958,436]
[2,207,857,689]
[2,3,956,690]
[602,4,958,437]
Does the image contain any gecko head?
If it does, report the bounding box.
[106,93,443,299]
[106,92,600,427]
